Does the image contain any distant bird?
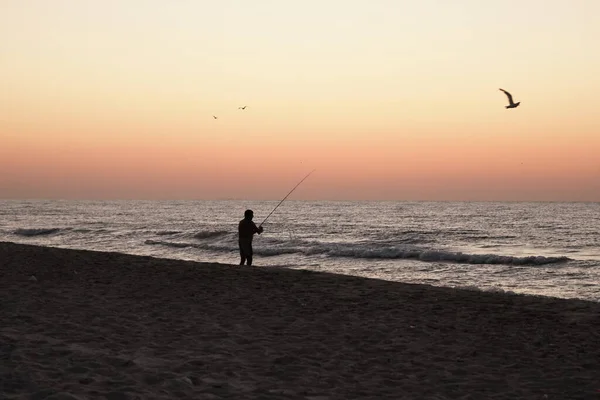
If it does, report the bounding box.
[499,88,520,109]
[238,106,247,110]
[213,115,218,119]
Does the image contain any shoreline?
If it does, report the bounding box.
[4,239,596,303]
[1,241,599,399]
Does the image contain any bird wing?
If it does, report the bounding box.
[499,88,514,104]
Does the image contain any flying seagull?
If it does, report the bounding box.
[213,115,218,119]
[238,106,247,110]
[499,88,520,109]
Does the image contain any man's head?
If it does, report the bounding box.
[244,209,254,220]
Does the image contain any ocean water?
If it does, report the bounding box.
[1,200,598,301]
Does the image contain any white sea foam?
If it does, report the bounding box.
[144,239,570,266]
[193,230,229,240]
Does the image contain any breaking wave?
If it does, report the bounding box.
[145,240,191,248]
[322,246,570,265]
[14,228,60,237]
[193,230,229,239]
[144,238,570,266]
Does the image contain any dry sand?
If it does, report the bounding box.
[1,241,599,399]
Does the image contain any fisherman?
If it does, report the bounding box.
[238,209,263,266]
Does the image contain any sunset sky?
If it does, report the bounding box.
[2,0,599,201]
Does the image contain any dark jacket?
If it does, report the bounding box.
[239,218,261,241]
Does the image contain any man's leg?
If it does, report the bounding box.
[246,244,253,266]
[240,240,254,265]
[239,246,246,265]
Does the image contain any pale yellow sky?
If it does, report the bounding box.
[1,0,599,200]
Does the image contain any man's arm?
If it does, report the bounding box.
[253,223,264,234]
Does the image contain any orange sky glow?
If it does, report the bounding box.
[1,1,599,201]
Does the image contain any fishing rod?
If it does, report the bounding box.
[259,169,315,227]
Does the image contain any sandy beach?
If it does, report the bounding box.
[1,241,599,399]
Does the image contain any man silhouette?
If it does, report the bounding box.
[238,209,263,266]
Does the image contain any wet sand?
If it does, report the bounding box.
[1,241,599,399]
